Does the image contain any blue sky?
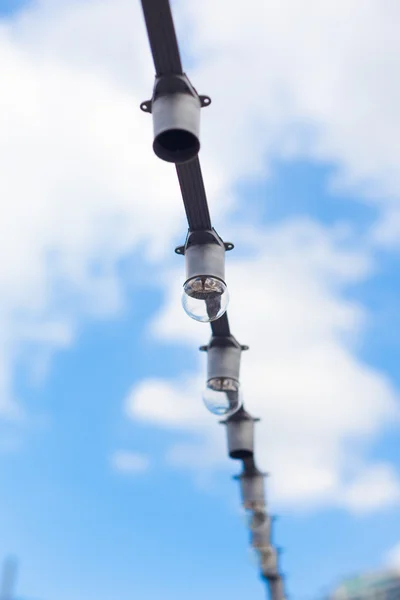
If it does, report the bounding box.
[0,1,400,599]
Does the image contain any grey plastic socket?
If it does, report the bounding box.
[259,547,278,579]
[184,241,225,283]
[250,514,272,549]
[207,344,241,382]
[152,93,201,163]
[222,408,255,459]
[235,468,266,510]
[140,74,210,164]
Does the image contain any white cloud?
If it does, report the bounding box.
[125,376,228,471]
[174,0,400,241]
[126,377,209,430]
[0,0,186,414]
[386,543,400,572]
[110,450,150,474]
[340,464,400,514]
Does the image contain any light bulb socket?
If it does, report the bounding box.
[140,74,211,164]
[259,547,278,580]
[176,229,230,284]
[220,406,257,459]
[207,345,241,382]
[200,334,246,383]
[250,514,272,549]
[234,465,267,511]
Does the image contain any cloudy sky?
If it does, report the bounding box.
[0,0,400,598]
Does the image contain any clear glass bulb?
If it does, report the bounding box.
[202,377,242,416]
[181,276,229,322]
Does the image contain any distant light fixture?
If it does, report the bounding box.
[234,461,267,512]
[176,229,232,323]
[259,546,279,580]
[199,335,246,416]
[220,405,258,459]
[250,512,272,548]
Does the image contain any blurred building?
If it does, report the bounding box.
[328,569,400,600]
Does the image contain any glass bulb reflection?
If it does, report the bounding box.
[202,377,241,416]
[182,276,229,322]
[208,377,239,392]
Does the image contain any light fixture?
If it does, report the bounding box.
[140,73,211,164]
[220,405,258,459]
[176,229,232,323]
[200,334,245,416]
[250,512,271,549]
[259,546,278,580]
[242,509,271,535]
[234,460,267,512]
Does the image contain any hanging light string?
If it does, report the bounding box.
[139,0,288,597]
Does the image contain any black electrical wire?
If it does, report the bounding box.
[176,159,212,230]
[210,312,231,337]
[140,0,182,75]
